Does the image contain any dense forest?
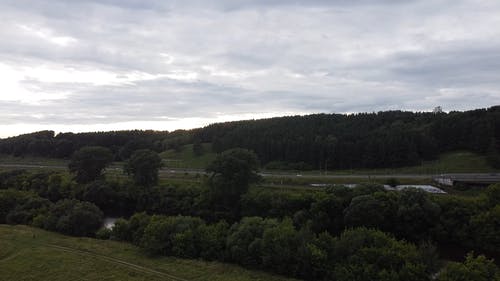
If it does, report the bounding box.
[0,129,183,160]
[197,106,500,169]
[1,107,499,169]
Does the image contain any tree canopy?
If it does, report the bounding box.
[206,148,260,216]
[68,146,113,183]
[124,149,163,186]
[1,107,499,170]
[437,253,500,281]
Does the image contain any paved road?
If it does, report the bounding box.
[260,173,433,179]
[1,162,497,180]
[160,167,435,178]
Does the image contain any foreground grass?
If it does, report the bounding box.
[0,225,297,281]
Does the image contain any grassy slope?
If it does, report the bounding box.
[1,149,494,175]
[0,154,68,168]
[390,151,495,174]
[159,147,495,174]
[300,151,496,175]
[160,143,217,169]
[0,225,297,281]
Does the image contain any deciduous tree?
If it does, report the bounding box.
[68,146,113,183]
[124,149,163,186]
[206,148,260,216]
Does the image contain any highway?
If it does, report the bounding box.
[1,162,498,181]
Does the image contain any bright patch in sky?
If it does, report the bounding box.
[19,24,78,47]
[0,112,297,138]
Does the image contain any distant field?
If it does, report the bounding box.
[0,225,297,281]
[391,151,496,174]
[160,143,217,169]
[158,148,495,174]
[297,151,496,175]
[0,154,68,167]
[1,150,494,175]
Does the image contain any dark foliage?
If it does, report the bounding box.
[206,148,260,218]
[0,130,172,160]
[124,149,163,187]
[194,106,500,169]
[0,189,103,237]
[68,146,114,183]
[1,107,499,170]
[110,213,436,281]
[436,253,500,281]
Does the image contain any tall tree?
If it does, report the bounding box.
[206,148,260,216]
[68,146,113,183]
[124,149,163,187]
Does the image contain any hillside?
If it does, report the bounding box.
[158,147,495,174]
[195,108,500,169]
[0,225,297,281]
[0,106,499,170]
[160,143,217,169]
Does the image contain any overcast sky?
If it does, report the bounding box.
[1,0,500,137]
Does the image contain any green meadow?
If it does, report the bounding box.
[0,225,297,281]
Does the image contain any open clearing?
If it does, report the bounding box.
[160,143,217,169]
[1,150,494,175]
[0,225,297,281]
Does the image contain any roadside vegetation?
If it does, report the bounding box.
[0,150,495,181]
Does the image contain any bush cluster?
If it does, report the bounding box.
[107,213,437,281]
[1,167,499,281]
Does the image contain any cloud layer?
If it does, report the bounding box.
[1,0,500,136]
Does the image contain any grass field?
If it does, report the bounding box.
[298,151,496,175]
[158,148,496,174]
[391,151,496,174]
[1,150,494,175]
[0,150,495,190]
[160,143,217,169]
[0,225,297,281]
[0,154,68,167]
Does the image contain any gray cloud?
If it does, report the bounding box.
[388,45,500,87]
[0,0,499,136]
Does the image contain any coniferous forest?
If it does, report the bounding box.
[1,106,499,169]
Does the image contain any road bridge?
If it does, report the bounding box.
[434,173,500,186]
